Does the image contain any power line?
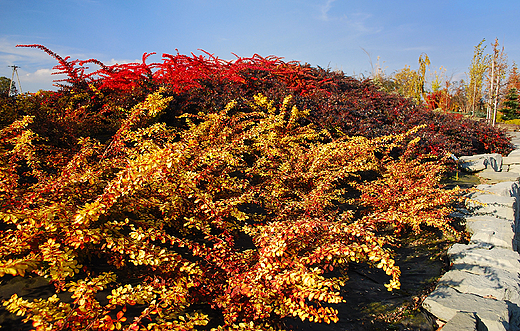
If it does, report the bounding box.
[8,65,22,96]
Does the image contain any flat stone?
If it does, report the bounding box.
[476,182,519,197]
[503,155,520,165]
[436,269,520,305]
[476,170,520,184]
[448,244,520,274]
[464,214,515,224]
[508,164,520,174]
[466,203,516,221]
[461,157,487,172]
[460,154,503,172]
[465,192,517,220]
[422,286,509,330]
[465,215,515,249]
[468,225,514,249]
[466,192,517,208]
[508,149,520,157]
[450,262,519,279]
[441,311,478,331]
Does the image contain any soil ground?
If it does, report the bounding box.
[285,172,479,331]
[284,232,453,331]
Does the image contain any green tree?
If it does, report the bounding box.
[500,88,520,120]
[0,77,17,96]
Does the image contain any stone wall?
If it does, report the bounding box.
[422,132,520,331]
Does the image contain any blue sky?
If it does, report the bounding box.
[1,0,520,92]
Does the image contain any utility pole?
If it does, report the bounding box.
[8,65,22,96]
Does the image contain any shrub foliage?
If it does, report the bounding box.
[0,46,512,330]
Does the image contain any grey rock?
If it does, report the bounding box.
[436,269,520,305]
[450,262,519,280]
[465,193,517,220]
[448,244,520,274]
[476,170,520,184]
[508,149,520,157]
[441,311,478,331]
[460,154,503,172]
[422,286,509,330]
[467,203,516,221]
[503,155,520,165]
[465,216,515,249]
[461,157,487,172]
[476,182,520,198]
[464,214,515,224]
[508,164,520,174]
[466,192,517,208]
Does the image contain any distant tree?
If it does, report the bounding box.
[450,80,469,113]
[466,39,489,115]
[500,88,520,120]
[506,62,520,91]
[393,53,430,103]
[362,50,400,94]
[485,38,508,126]
[0,77,17,96]
[430,66,447,93]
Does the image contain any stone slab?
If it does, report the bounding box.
[476,182,519,197]
[450,262,520,280]
[436,269,520,305]
[465,193,517,220]
[441,311,478,331]
[466,192,517,208]
[508,164,520,173]
[461,157,487,172]
[476,170,520,184]
[448,244,520,274]
[503,155,520,165]
[422,286,509,330]
[508,149,520,157]
[459,154,503,172]
[464,214,515,224]
[465,216,515,249]
[466,203,516,221]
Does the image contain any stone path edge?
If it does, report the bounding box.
[422,132,520,331]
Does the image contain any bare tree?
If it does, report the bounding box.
[486,38,508,126]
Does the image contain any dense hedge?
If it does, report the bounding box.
[2,44,512,157]
[0,46,512,330]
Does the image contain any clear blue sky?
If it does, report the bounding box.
[1,0,520,92]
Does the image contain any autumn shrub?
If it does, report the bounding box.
[6,44,512,158]
[0,87,468,330]
[0,46,507,330]
[0,95,18,128]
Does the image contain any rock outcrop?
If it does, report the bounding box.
[423,132,520,331]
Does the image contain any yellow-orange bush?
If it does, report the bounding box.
[0,91,462,330]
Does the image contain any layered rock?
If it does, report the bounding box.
[422,132,520,331]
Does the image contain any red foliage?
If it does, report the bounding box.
[2,45,504,330]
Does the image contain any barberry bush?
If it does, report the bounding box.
[0,46,510,330]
